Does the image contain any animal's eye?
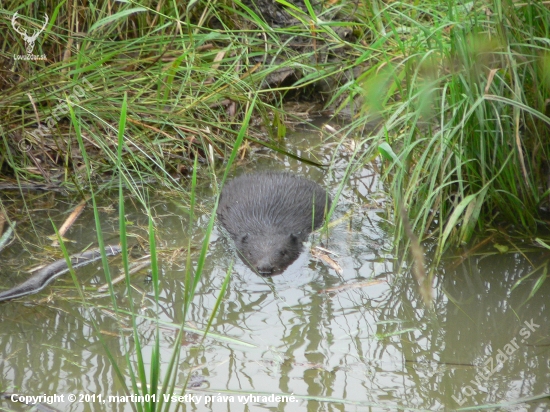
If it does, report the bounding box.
[279,250,287,257]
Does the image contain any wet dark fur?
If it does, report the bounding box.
[217,172,331,275]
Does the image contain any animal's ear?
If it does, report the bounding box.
[289,233,300,244]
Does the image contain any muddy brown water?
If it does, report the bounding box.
[0,121,549,411]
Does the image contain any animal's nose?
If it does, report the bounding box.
[256,261,275,276]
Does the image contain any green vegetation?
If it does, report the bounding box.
[2,0,550,260]
[54,94,240,411]
[353,1,550,262]
[1,0,550,408]
[1,0,357,195]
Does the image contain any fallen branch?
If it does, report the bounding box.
[0,245,122,303]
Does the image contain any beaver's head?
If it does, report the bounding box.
[235,231,305,276]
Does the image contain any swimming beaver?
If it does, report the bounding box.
[217,172,331,275]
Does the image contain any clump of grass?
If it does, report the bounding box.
[349,0,550,262]
[0,0,364,195]
[56,92,254,410]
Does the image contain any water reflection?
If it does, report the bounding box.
[0,122,549,411]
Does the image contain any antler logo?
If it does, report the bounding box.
[11,12,49,55]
